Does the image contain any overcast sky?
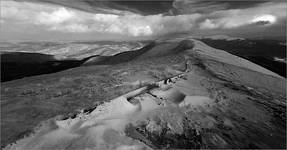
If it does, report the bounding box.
[1,0,286,41]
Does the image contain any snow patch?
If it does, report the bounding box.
[179,96,213,107]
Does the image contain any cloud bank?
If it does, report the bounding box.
[1,0,287,39]
[1,1,202,36]
[198,2,286,29]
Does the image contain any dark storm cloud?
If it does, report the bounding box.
[15,0,142,15]
[112,1,174,15]
[14,0,277,16]
[170,0,272,15]
[15,0,174,15]
[2,0,286,40]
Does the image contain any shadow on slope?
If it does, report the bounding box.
[1,40,195,82]
[83,40,194,65]
[82,41,156,65]
[1,52,82,82]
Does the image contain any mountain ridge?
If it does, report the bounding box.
[1,38,284,82]
[1,38,286,149]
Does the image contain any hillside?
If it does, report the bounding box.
[197,37,286,77]
[1,38,286,149]
[0,41,147,82]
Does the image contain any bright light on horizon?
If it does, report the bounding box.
[251,14,277,24]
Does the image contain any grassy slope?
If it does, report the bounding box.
[1,53,186,148]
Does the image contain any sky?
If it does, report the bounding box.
[1,0,286,41]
